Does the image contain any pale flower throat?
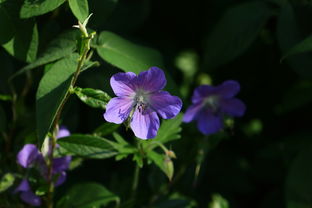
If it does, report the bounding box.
[203,95,219,112]
[133,89,151,114]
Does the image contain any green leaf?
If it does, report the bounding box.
[286,143,312,208]
[147,151,174,181]
[20,0,66,18]
[0,173,15,193]
[74,87,111,109]
[36,54,78,145]
[96,31,163,74]
[56,182,119,208]
[2,19,38,63]
[0,7,14,45]
[208,194,229,208]
[282,35,312,60]
[94,123,120,137]
[153,113,183,145]
[57,134,118,159]
[14,30,79,77]
[68,0,89,23]
[277,3,312,78]
[203,1,273,70]
[0,94,12,101]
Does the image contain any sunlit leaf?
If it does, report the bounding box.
[68,0,89,22]
[74,87,111,109]
[57,134,118,159]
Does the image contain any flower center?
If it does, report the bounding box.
[203,95,219,113]
[134,90,150,113]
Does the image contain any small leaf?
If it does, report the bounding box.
[74,87,111,109]
[147,151,174,181]
[36,54,78,146]
[56,182,119,208]
[20,0,66,18]
[96,31,164,74]
[68,0,89,23]
[0,173,15,193]
[94,123,120,137]
[57,134,118,159]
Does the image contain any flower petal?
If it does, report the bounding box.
[104,97,133,124]
[137,67,167,92]
[192,85,216,104]
[220,98,246,117]
[17,144,40,168]
[197,110,223,135]
[130,110,160,139]
[183,103,203,123]
[57,126,70,139]
[149,91,182,119]
[55,171,67,187]
[110,72,137,96]
[20,191,42,206]
[216,80,240,98]
[53,156,71,173]
[14,179,31,193]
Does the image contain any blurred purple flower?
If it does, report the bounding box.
[183,80,246,135]
[15,127,72,204]
[14,179,41,207]
[17,144,41,168]
[57,126,70,138]
[104,67,182,139]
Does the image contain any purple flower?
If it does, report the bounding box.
[14,179,41,206]
[17,144,41,168]
[183,80,246,135]
[104,67,182,139]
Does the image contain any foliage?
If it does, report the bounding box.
[0,0,312,207]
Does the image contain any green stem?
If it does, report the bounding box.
[45,32,93,208]
[131,163,140,196]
